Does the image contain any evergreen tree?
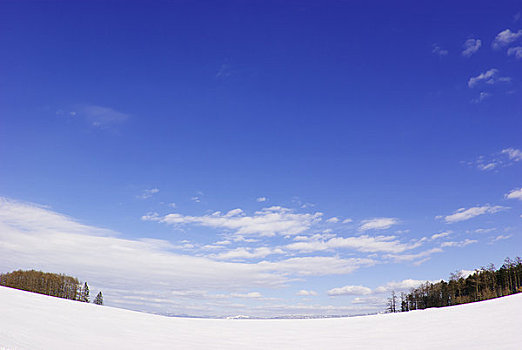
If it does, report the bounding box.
[79,282,90,302]
[93,291,103,305]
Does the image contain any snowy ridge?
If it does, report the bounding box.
[1,286,521,349]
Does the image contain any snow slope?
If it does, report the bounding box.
[1,286,521,350]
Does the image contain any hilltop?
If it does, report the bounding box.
[1,286,521,349]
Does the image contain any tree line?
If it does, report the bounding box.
[387,257,522,313]
[0,269,103,305]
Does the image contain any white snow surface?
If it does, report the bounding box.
[1,286,521,349]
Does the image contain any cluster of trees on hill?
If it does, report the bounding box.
[387,257,522,313]
[0,270,103,305]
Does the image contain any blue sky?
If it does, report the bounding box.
[1,0,521,316]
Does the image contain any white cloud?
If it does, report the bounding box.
[257,257,375,276]
[144,206,323,237]
[352,296,387,306]
[384,248,443,263]
[256,197,268,202]
[431,231,451,240]
[453,270,475,279]
[475,228,496,234]
[328,278,439,298]
[359,217,398,231]
[471,148,522,171]
[246,302,380,317]
[440,239,477,248]
[211,247,285,260]
[138,188,159,199]
[477,162,496,171]
[506,188,522,200]
[432,44,448,56]
[327,285,372,296]
[230,292,262,299]
[0,197,371,315]
[78,105,129,128]
[462,38,481,57]
[286,235,420,254]
[491,234,512,242]
[508,46,522,58]
[442,205,508,223]
[501,148,522,161]
[342,218,353,224]
[374,279,431,294]
[492,29,522,49]
[0,197,283,283]
[216,63,232,79]
[326,217,339,224]
[471,92,491,104]
[296,290,318,296]
[292,233,336,242]
[468,69,499,88]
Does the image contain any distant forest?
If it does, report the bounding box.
[0,270,103,305]
[387,257,522,313]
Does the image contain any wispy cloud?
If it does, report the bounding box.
[471,91,491,104]
[216,63,232,79]
[190,192,204,203]
[230,292,263,299]
[78,105,129,128]
[286,235,420,254]
[256,197,268,202]
[468,147,522,171]
[467,69,510,88]
[440,239,477,248]
[137,188,159,199]
[491,29,522,50]
[383,248,443,264]
[359,217,399,231]
[507,46,522,58]
[0,197,375,316]
[441,205,508,223]
[326,217,339,224]
[475,228,496,234]
[432,44,448,56]
[211,246,285,260]
[430,231,451,240]
[462,38,481,57]
[143,206,323,237]
[257,256,375,277]
[0,198,287,312]
[491,234,512,243]
[501,148,522,162]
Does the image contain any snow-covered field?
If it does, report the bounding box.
[1,286,521,349]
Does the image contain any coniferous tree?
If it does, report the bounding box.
[93,291,103,305]
[79,282,90,302]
